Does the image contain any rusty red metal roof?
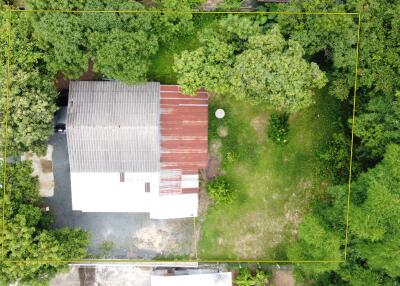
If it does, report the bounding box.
[159,85,208,195]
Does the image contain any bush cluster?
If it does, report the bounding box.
[267,113,289,145]
[207,176,234,204]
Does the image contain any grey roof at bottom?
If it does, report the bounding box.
[66,81,160,173]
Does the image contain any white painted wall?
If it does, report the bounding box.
[71,172,159,213]
[151,272,232,286]
[150,193,198,219]
[70,172,198,219]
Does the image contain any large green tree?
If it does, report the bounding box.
[175,14,260,95]
[272,0,400,164]
[26,0,156,81]
[1,1,195,155]
[26,0,194,82]
[0,161,89,286]
[174,15,326,112]
[275,0,358,100]
[354,91,400,161]
[231,26,327,111]
[0,13,57,155]
[288,144,400,285]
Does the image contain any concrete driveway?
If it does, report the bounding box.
[46,134,195,259]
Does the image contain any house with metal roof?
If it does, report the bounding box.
[66,81,208,219]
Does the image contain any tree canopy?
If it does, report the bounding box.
[25,0,194,83]
[174,15,327,112]
[288,144,400,284]
[0,1,196,155]
[0,13,57,156]
[354,91,400,161]
[0,161,89,286]
[273,0,400,164]
[265,1,400,284]
[276,0,357,101]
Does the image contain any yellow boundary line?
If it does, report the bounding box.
[3,259,344,263]
[1,8,12,261]
[9,9,359,15]
[0,9,360,264]
[344,13,361,261]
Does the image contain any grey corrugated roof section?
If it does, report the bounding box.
[67,81,160,173]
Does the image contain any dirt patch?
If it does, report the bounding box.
[233,211,286,259]
[250,114,269,143]
[217,126,229,137]
[40,159,53,173]
[50,265,152,286]
[206,139,222,180]
[289,112,299,125]
[283,181,310,236]
[202,0,224,10]
[133,219,194,258]
[272,270,296,286]
[55,60,96,91]
[140,0,158,8]
[198,170,212,217]
[21,145,54,197]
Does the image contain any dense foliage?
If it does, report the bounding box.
[234,268,271,286]
[0,13,57,155]
[263,0,400,284]
[353,92,400,161]
[0,161,89,286]
[276,1,357,101]
[0,1,195,155]
[174,15,327,112]
[207,176,234,204]
[272,0,400,165]
[267,113,289,145]
[25,0,194,83]
[317,132,350,183]
[288,144,400,285]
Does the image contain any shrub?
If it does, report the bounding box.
[101,241,114,258]
[268,113,289,145]
[235,268,272,286]
[207,176,234,204]
[317,132,350,183]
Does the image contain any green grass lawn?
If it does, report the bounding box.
[198,90,343,260]
[148,14,218,84]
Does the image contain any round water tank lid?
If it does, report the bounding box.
[215,109,225,119]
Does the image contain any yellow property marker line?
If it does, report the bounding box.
[344,13,361,261]
[1,8,12,261]
[10,9,360,15]
[0,9,360,263]
[0,9,11,260]
[3,259,344,263]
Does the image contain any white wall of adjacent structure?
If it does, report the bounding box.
[70,172,198,219]
[150,193,198,219]
[151,272,232,286]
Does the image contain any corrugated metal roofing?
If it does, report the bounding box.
[160,85,208,194]
[67,81,160,173]
[67,81,160,127]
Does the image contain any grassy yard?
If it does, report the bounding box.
[198,90,343,260]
